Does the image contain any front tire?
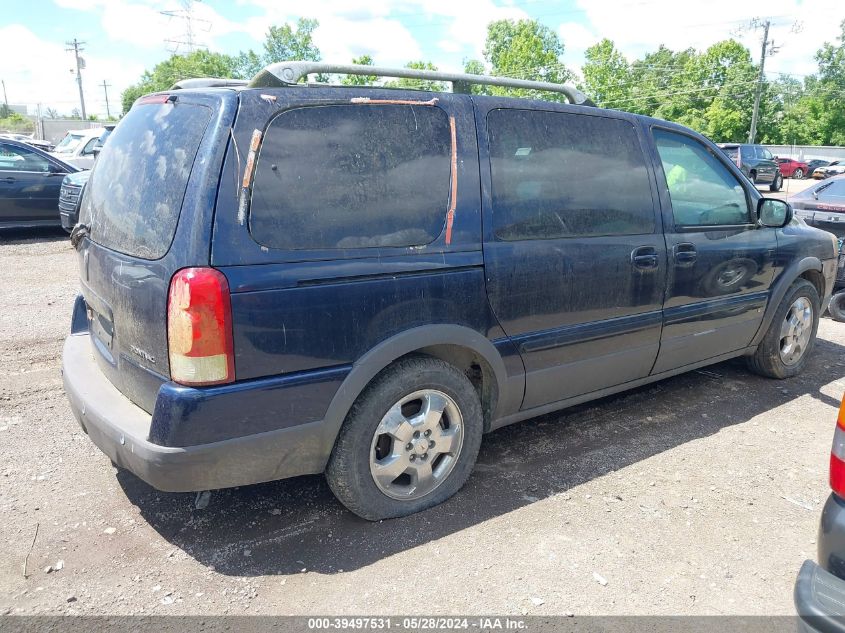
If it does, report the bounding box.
[770,173,783,192]
[792,168,804,179]
[326,356,483,520]
[748,279,820,379]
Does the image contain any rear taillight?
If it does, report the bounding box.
[829,395,845,497]
[167,267,234,386]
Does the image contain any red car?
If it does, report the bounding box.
[777,157,810,179]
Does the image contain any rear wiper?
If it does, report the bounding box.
[813,181,834,199]
[70,223,89,249]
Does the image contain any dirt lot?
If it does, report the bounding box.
[1,228,844,617]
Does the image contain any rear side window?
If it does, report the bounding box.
[81,102,211,260]
[250,104,452,250]
[486,109,655,240]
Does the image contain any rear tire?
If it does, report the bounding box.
[830,292,845,323]
[770,173,783,192]
[747,279,820,379]
[326,356,483,521]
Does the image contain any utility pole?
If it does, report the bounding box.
[101,80,112,119]
[1,79,8,117]
[748,19,779,144]
[65,38,87,120]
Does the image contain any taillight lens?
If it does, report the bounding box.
[829,394,845,497]
[167,267,234,386]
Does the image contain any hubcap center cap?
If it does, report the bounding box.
[412,437,429,455]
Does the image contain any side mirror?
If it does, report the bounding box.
[92,146,101,158]
[758,198,792,228]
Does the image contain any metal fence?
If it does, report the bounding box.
[36,119,102,145]
[764,145,845,162]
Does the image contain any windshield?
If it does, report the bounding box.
[53,133,84,154]
[80,102,211,260]
[721,147,739,161]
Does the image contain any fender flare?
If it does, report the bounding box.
[316,324,509,463]
[751,256,823,347]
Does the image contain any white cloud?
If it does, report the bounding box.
[0,24,143,116]
[558,21,599,71]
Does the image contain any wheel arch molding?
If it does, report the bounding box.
[317,324,509,463]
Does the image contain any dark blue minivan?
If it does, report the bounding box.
[62,62,840,520]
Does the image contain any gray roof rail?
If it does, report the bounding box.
[170,78,249,90]
[249,61,595,106]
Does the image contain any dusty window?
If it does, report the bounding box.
[487,109,655,241]
[81,102,211,260]
[250,104,452,250]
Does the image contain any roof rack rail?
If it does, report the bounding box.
[248,61,595,107]
[170,78,249,90]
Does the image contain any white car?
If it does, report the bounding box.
[50,126,114,169]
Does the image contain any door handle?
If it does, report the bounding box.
[1,177,14,183]
[631,246,659,270]
[673,243,697,264]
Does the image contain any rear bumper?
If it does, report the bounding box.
[62,333,329,492]
[795,560,845,633]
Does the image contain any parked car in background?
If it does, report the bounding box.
[792,175,845,237]
[62,62,838,521]
[813,161,845,180]
[794,393,845,631]
[50,125,114,169]
[718,143,783,191]
[777,157,810,179]
[58,170,91,232]
[0,132,54,152]
[0,138,80,229]
[807,160,831,176]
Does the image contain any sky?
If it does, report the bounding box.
[0,0,843,118]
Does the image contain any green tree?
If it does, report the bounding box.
[234,18,324,81]
[581,39,631,108]
[811,19,845,144]
[461,58,491,95]
[341,55,379,86]
[120,49,237,113]
[482,19,573,101]
[384,61,446,92]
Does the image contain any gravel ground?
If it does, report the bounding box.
[1,227,844,617]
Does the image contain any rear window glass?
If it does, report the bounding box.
[81,102,211,260]
[819,180,845,199]
[487,109,654,240]
[721,147,739,161]
[250,104,452,250]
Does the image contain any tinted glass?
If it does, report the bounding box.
[740,146,754,160]
[722,147,739,161]
[0,143,50,172]
[818,180,845,200]
[759,147,774,160]
[81,102,211,260]
[654,129,750,227]
[487,109,654,240]
[250,104,452,250]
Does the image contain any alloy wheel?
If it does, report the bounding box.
[369,389,464,501]
[779,297,813,366]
